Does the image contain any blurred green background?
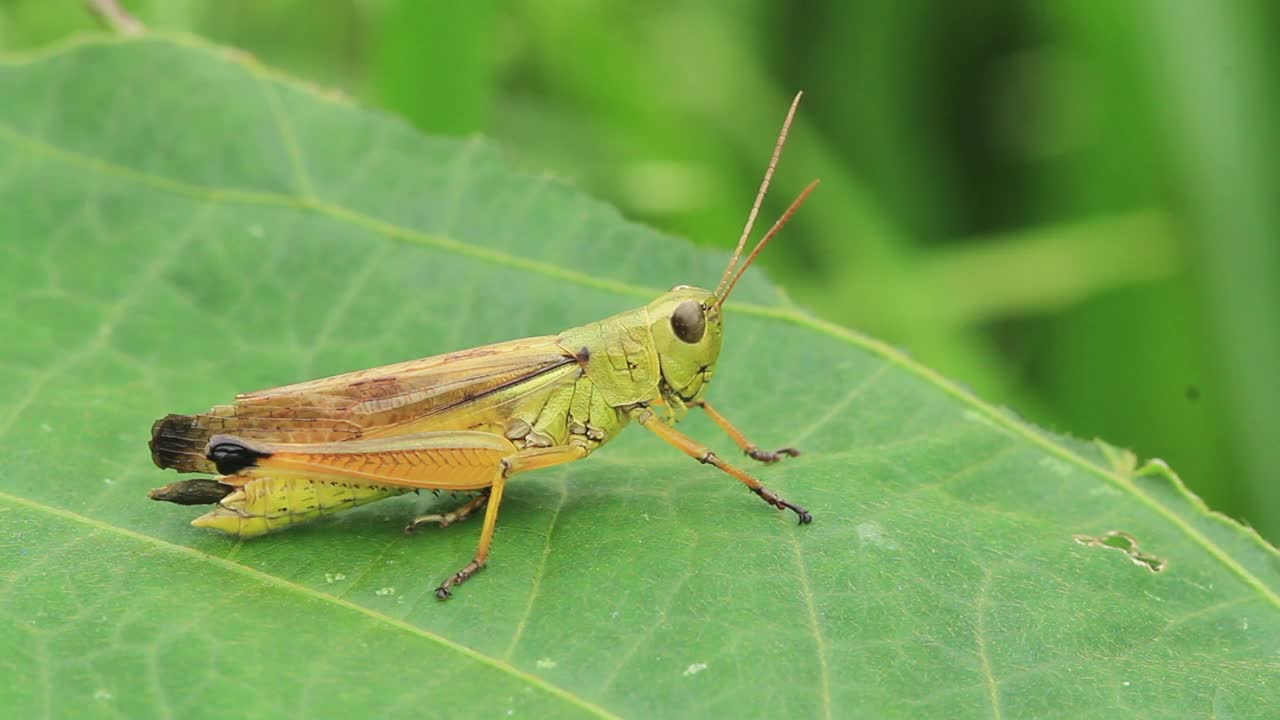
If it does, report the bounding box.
[3,0,1277,541]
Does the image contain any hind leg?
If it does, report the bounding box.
[404,489,490,532]
[434,444,588,599]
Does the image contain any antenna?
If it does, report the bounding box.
[714,91,804,300]
[715,179,819,307]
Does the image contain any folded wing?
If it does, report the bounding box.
[150,335,580,473]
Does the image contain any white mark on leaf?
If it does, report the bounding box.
[962,410,1012,435]
[856,521,898,550]
[536,658,557,669]
[93,689,112,701]
[375,587,395,596]
[325,572,346,584]
[41,423,53,433]
[1039,456,1073,477]
[683,663,708,677]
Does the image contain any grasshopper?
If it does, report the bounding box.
[149,94,818,599]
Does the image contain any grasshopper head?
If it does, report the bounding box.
[647,175,819,405]
[648,286,724,402]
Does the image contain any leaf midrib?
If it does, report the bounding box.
[1,34,1275,612]
[0,490,623,720]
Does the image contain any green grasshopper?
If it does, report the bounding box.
[149,93,817,599]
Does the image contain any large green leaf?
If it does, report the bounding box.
[1,36,1277,719]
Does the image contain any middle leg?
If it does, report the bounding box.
[405,489,490,533]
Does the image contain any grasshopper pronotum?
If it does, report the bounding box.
[149,94,818,599]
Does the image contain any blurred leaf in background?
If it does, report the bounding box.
[2,0,1274,540]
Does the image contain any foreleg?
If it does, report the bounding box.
[689,399,800,464]
[632,407,811,524]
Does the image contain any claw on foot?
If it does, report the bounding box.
[751,486,813,524]
[434,560,484,601]
[746,446,801,464]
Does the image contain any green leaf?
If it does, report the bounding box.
[1,36,1277,719]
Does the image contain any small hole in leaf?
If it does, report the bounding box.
[1100,532,1138,553]
[1073,530,1167,573]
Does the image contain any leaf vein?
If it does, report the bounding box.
[503,476,570,661]
[0,203,209,438]
[786,530,832,720]
[973,566,1004,720]
[297,241,393,378]
[256,70,315,199]
[0,490,623,720]
[784,361,893,448]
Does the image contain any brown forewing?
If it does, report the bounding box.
[151,335,582,473]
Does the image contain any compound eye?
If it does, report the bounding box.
[670,300,706,344]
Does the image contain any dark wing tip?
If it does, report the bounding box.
[150,413,214,472]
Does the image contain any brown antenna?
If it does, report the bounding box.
[714,91,805,300]
[715,179,820,307]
